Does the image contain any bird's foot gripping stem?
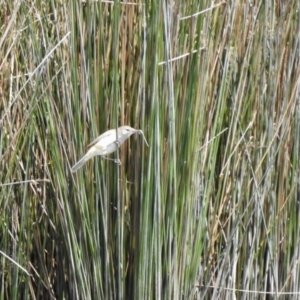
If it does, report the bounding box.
[102,157,121,165]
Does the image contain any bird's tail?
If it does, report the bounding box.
[71,153,93,173]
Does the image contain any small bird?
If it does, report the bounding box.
[71,126,148,173]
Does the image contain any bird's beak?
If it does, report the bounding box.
[138,130,149,147]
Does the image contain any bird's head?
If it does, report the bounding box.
[118,126,149,146]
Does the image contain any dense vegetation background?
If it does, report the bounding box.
[1,1,300,299]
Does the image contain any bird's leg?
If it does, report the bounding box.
[102,156,121,165]
[114,140,121,164]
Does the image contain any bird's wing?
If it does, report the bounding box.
[87,129,115,148]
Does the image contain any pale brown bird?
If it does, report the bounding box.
[71,126,148,173]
